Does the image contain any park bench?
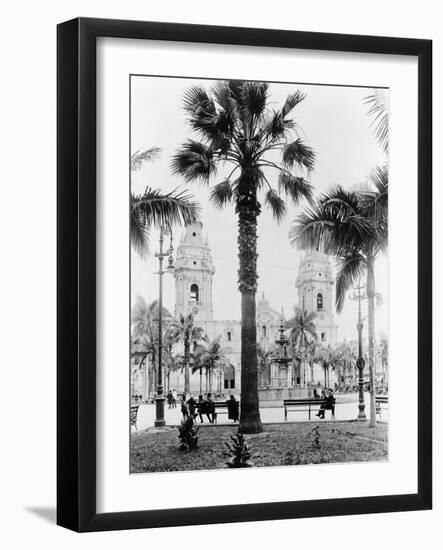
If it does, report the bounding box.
[194,401,237,422]
[130,405,139,430]
[283,398,334,420]
[375,395,388,418]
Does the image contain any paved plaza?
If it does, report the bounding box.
[133,392,385,432]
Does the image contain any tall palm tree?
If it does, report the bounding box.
[379,333,389,390]
[170,313,205,394]
[290,170,388,427]
[193,337,228,394]
[334,341,355,389]
[306,342,318,385]
[257,343,271,388]
[286,308,317,387]
[287,308,317,348]
[130,147,200,258]
[172,80,315,433]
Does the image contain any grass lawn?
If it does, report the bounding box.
[130,421,388,473]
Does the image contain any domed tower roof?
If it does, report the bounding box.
[175,222,215,274]
[295,250,333,289]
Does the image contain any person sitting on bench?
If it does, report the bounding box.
[316,388,336,419]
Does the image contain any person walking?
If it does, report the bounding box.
[207,393,216,423]
[167,390,173,409]
[180,394,189,420]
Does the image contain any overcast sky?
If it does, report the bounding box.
[131,76,388,341]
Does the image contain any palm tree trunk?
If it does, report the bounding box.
[237,178,263,434]
[184,338,190,395]
[367,255,377,427]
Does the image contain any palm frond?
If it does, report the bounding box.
[335,253,367,312]
[171,140,217,183]
[363,90,389,154]
[264,188,287,222]
[130,147,162,171]
[281,90,306,118]
[263,110,292,142]
[278,173,314,205]
[130,206,150,258]
[209,179,235,209]
[282,139,316,171]
[130,187,200,257]
[289,190,377,257]
[240,81,269,118]
[289,204,336,253]
[183,86,214,116]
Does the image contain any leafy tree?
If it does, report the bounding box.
[257,343,271,388]
[287,307,317,347]
[286,307,317,385]
[290,169,388,426]
[130,147,200,257]
[192,337,228,393]
[333,341,355,389]
[170,313,205,394]
[131,295,173,396]
[172,80,315,432]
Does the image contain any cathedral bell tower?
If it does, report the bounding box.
[295,250,338,345]
[173,222,215,322]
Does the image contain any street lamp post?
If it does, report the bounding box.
[154,226,174,428]
[350,282,367,421]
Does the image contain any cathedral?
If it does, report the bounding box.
[165,222,338,396]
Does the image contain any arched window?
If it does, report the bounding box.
[262,325,267,338]
[190,284,199,303]
[227,331,232,342]
[317,292,323,311]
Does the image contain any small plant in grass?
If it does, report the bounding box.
[178,416,199,451]
[309,425,321,448]
[331,428,356,438]
[223,434,252,468]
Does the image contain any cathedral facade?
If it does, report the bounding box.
[170,222,282,394]
[165,222,338,396]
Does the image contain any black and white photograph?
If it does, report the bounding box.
[130,76,389,473]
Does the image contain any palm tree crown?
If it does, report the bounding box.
[289,168,388,312]
[286,307,317,348]
[171,81,315,237]
[130,147,200,258]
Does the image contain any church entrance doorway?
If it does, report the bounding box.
[223,365,235,391]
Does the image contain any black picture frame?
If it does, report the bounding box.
[57,17,432,532]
